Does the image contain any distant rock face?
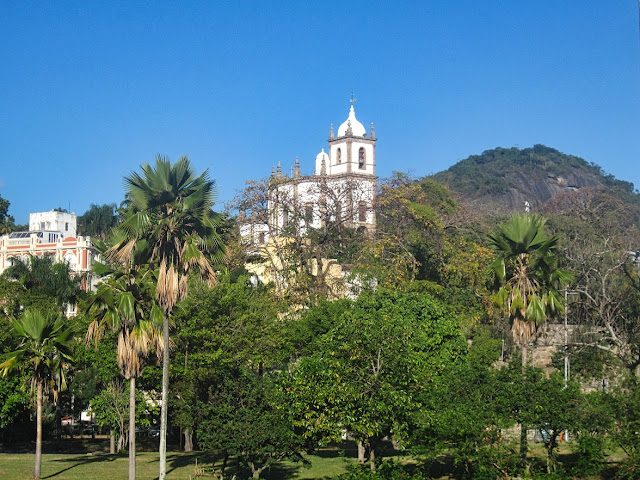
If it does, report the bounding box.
[499,172,602,213]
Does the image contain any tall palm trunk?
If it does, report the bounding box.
[159,315,170,480]
[129,376,136,480]
[34,381,43,479]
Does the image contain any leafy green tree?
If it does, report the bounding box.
[171,274,288,451]
[529,372,581,474]
[291,289,465,469]
[488,213,571,366]
[198,368,303,479]
[610,378,640,475]
[84,261,163,480]
[415,329,509,479]
[108,155,224,480]
[0,309,73,479]
[0,194,21,234]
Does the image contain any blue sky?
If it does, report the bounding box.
[1,1,639,224]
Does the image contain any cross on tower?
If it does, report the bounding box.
[350,92,357,106]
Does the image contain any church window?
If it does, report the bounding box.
[282,208,289,228]
[305,203,313,223]
[258,232,265,244]
[359,147,366,169]
[336,148,342,164]
[358,202,367,222]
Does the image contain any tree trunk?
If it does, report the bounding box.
[34,381,43,479]
[158,315,170,480]
[129,376,136,480]
[55,397,62,449]
[522,344,528,368]
[519,423,528,471]
[184,428,193,452]
[357,441,365,464]
[110,430,116,454]
[369,439,376,471]
[249,461,267,479]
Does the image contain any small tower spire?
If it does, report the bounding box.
[271,166,276,179]
[294,157,301,177]
[277,162,282,178]
[370,122,375,138]
[321,156,327,175]
[329,123,334,140]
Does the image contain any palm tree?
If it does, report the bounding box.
[78,203,120,240]
[108,155,224,480]
[0,309,73,479]
[2,254,82,314]
[488,213,571,366]
[85,260,163,480]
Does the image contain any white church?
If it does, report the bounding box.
[239,100,377,247]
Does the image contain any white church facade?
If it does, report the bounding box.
[239,101,377,247]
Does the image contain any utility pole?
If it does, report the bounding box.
[564,289,570,388]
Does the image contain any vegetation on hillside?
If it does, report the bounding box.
[431,144,639,211]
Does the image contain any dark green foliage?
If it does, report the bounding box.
[291,290,466,466]
[2,255,83,313]
[551,346,621,381]
[611,379,640,466]
[77,203,119,240]
[0,194,22,234]
[170,274,288,453]
[571,435,606,477]
[414,329,513,479]
[336,461,428,480]
[197,368,303,479]
[0,374,30,433]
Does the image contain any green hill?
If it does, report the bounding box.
[430,144,638,215]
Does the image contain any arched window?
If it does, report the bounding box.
[358,147,366,169]
[336,148,342,164]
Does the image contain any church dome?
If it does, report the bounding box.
[337,105,366,137]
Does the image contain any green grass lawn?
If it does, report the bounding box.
[0,449,357,480]
[0,442,629,479]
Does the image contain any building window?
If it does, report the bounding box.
[65,223,69,231]
[335,202,342,222]
[305,203,313,223]
[40,222,45,230]
[336,148,342,164]
[282,208,289,228]
[258,232,265,244]
[359,147,366,169]
[358,202,367,222]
